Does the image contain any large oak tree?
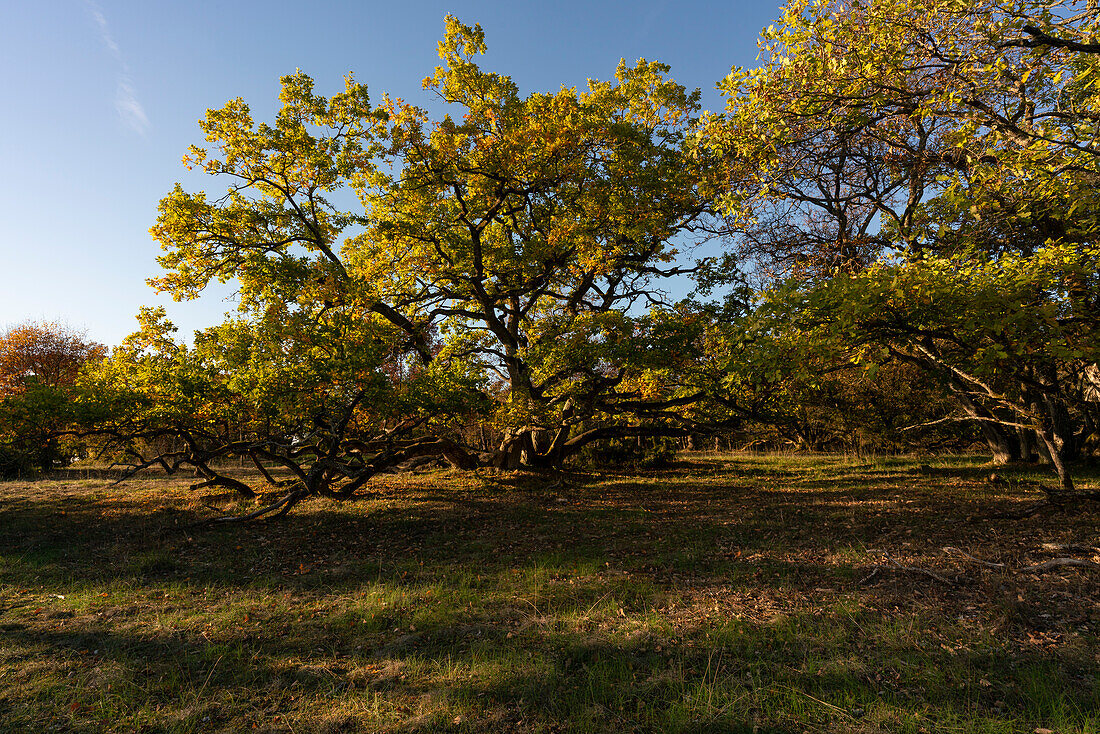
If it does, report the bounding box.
[106,17,721,512]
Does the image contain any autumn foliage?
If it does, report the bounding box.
[0,321,105,397]
[0,322,105,475]
[9,4,1100,505]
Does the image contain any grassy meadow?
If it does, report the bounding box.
[0,453,1098,732]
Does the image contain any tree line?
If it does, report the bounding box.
[2,1,1098,517]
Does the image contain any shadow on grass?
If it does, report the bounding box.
[1,457,1094,594]
[1,591,1094,733]
[1,455,1099,731]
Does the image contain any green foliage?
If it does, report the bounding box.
[0,383,101,477]
[703,0,1100,276]
[0,323,105,476]
[132,15,720,487]
[578,435,679,469]
[82,301,487,503]
[797,244,1100,375]
[701,0,1100,485]
[742,242,1100,482]
[0,446,35,478]
[70,5,1100,493]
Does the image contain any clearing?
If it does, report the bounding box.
[0,453,1097,732]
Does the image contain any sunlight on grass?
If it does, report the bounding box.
[1,454,1098,731]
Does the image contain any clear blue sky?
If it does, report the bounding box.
[1,0,783,347]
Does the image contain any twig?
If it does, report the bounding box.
[993,499,1054,520]
[1020,558,1099,573]
[777,686,855,719]
[857,567,881,585]
[1040,543,1099,554]
[194,654,223,702]
[882,551,959,586]
[864,547,1096,583]
[942,546,1005,568]
[995,488,1100,520]
[582,591,613,618]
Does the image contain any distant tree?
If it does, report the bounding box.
[0,321,106,475]
[0,321,105,397]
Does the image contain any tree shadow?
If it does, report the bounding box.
[1,592,1092,732]
[2,457,1098,730]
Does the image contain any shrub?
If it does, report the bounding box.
[578,436,679,469]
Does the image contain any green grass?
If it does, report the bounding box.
[0,454,1098,732]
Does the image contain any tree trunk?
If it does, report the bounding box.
[1037,424,1075,492]
[950,388,1021,464]
[490,426,569,469]
[982,422,1022,465]
[1044,395,1079,464]
[492,430,533,469]
[439,441,480,470]
[1016,427,1040,462]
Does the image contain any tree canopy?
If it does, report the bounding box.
[93,16,727,514]
[704,0,1100,491]
[0,322,105,476]
[42,3,1100,512]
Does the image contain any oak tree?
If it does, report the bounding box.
[0,322,105,475]
[706,0,1100,489]
[106,17,721,514]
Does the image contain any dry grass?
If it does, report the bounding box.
[0,453,1098,732]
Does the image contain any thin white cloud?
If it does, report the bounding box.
[84,1,149,136]
[88,6,120,58]
[115,77,149,134]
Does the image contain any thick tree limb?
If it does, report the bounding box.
[998,26,1100,54]
[185,488,310,529]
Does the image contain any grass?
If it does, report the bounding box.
[0,453,1098,732]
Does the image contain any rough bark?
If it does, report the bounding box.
[952,390,1022,464]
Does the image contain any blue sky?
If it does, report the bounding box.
[1,1,783,347]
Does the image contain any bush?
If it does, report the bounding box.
[0,442,38,478]
[578,436,679,469]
